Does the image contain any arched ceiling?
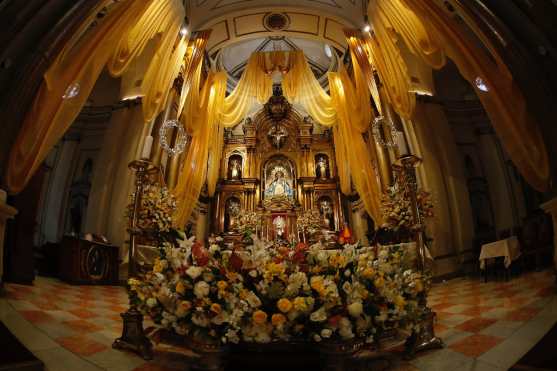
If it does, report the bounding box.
[188,0,367,30]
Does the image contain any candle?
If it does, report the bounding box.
[161,152,169,169]
[141,135,153,159]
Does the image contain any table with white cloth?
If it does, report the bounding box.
[479,236,521,270]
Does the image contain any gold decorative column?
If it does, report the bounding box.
[394,155,444,357]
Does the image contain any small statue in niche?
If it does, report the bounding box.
[320,198,334,230]
[316,155,329,179]
[225,198,241,232]
[229,158,242,180]
[273,215,286,240]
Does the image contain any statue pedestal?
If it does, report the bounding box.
[0,190,18,293]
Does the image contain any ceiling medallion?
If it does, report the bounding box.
[371,116,400,148]
[159,119,187,156]
[263,13,290,31]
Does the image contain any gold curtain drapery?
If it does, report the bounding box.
[366,0,549,191]
[174,71,227,226]
[282,51,337,127]
[5,0,192,194]
[5,0,152,193]
[220,53,274,127]
[172,50,384,224]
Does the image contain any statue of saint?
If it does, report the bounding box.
[273,215,286,239]
[230,158,241,180]
[320,199,333,230]
[265,170,294,198]
[316,156,328,179]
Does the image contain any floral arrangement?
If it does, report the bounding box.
[297,209,324,236]
[380,185,434,232]
[126,184,180,244]
[233,211,261,238]
[129,237,427,346]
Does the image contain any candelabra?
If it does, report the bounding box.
[113,159,159,360]
[393,155,444,357]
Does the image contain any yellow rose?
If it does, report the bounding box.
[176,281,186,295]
[415,280,424,293]
[210,303,222,314]
[271,313,287,327]
[374,277,385,288]
[310,276,326,296]
[153,260,163,273]
[277,298,293,313]
[362,267,375,279]
[394,295,406,308]
[252,310,268,325]
[217,281,228,291]
[293,297,308,312]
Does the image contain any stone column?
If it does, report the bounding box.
[540,197,557,283]
[0,190,18,292]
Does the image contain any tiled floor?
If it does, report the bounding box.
[0,270,555,371]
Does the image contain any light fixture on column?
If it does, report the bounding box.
[159,119,187,156]
[179,16,189,37]
[362,15,371,33]
[371,116,400,148]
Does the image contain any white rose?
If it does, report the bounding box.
[186,266,203,279]
[310,307,327,322]
[194,281,210,298]
[313,334,322,342]
[146,298,157,308]
[321,328,333,338]
[209,244,220,254]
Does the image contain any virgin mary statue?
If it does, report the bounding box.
[265,170,294,198]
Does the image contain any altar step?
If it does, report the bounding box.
[0,321,44,371]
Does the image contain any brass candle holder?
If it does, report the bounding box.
[113,159,159,360]
[393,154,444,357]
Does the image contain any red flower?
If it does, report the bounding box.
[192,242,209,266]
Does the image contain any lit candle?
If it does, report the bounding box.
[141,135,153,160]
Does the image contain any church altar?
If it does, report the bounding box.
[213,92,343,242]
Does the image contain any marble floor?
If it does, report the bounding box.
[0,270,555,371]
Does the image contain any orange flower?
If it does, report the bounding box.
[271,313,287,327]
[210,303,222,314]
[252,310,268,325]
[217,281,228,291]
[175,281,186,295]
[277,298,293,313]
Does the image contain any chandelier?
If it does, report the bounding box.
[371,116,401,148]
[159,119,187,156]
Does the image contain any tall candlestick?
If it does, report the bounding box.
[141,135,153,159]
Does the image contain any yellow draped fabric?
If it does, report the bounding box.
[5,0,192,193]
[282,51,336,127]
[172,50,383,224]
[106,0,183,76]
[174,72,227,226]
[345,30,382,116]
[6,0,152,193]
[221,53,274,127]
[368,0,549,191]
[329,71,382,223]
[177,31,212,117]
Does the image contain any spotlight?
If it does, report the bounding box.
[363,15,371,33]
[179,16,189,37]
[180,25,188,37]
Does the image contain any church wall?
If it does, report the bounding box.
[406,101,475,278]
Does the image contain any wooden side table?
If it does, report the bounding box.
[59,236,119,285]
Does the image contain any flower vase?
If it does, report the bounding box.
[187,334,229,371]
[316,338,364,371]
